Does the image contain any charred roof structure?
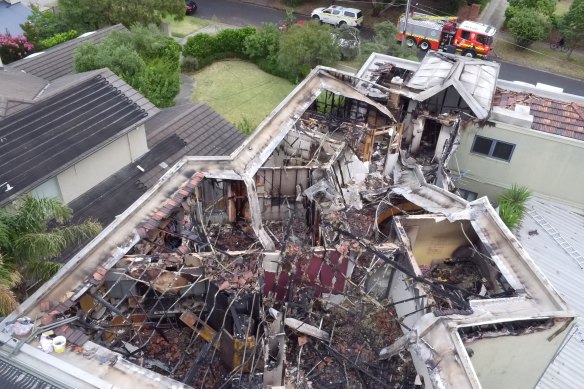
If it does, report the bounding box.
[0,58,574,389]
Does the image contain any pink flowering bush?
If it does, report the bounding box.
[0,34,34,64]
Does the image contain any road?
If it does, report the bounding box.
[196,0,584,96]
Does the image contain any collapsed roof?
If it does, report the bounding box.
[0,61,572,389]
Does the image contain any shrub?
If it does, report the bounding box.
[184,33,216,59]
[75,42,146,85]
[0,34,34,64]
[74,25,180,107]
[244,23,280,60]
[38,29,78,49]
[214,26,256,57]
[138,59,180,108]
[181,56,198,72]
[237,116,255,135]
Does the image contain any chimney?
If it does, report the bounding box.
[490,105,534,129]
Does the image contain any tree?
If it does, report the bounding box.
[0,195,101,314]
[505,0,556,24]
[278,21,340,78]
[360,21,412,63]
[20,6,68,49]
[58,0,184,31]
[508,9,551,48]
[334,25,361,60]
[75,25,182,107]
[559,0,584,58]
[75,41,146,85]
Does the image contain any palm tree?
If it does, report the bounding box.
[0,195,102,315]
[498,185,532,232]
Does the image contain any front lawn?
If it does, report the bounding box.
[192,60,295,132]
[164,16,209,38]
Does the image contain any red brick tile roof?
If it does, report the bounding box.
[493,89,584,141]
[138,172,205,235]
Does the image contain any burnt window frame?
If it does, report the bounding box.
[471,135,516,162]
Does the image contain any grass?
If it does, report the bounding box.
[493,31,584,80]
[192,60,295,131]
[555,0,573,16]
[163,16,209,38]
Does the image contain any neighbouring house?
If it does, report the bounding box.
[451,82,584,208]
[516,196,584,389]
[1,23,247,228]
[0,58,576,389]
[0,67,158,206]
[0,0,31,36]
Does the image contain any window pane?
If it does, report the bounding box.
[461,30,471,40]
[472,136,492,155]
[476,34,487,45]
[492,142,514,161]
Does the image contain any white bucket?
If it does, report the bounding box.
[52,336,67,353]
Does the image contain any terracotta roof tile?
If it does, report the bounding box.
[494,89,584,140]
[139,172,205,233]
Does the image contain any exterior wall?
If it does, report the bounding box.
[30,177,62,201]
[451,122,584,208]
[56,126,148,203]
[401,218,476,266]
[463,320,570,389]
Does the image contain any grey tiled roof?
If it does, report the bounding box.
[0,69,48,118]
[146,103,246,157]
[0,71,157,206]
[7,24,127,81]
[0,358,61,389]
[68,104,245,228]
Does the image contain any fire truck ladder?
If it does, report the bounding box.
[527,209,584,269]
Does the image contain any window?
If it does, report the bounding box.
[476,34,488,45]
[458,189,478,201]
[345,11,355,18]
[471,136,515,161]
[460,30,471,40]
[332,10,340,15]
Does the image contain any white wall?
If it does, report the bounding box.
[56,126,148,203]
[451,122,584,207]
[463,320,570,389]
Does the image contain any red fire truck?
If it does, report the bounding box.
[397,13,496,58]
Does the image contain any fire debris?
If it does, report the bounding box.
[27,61,509,388]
